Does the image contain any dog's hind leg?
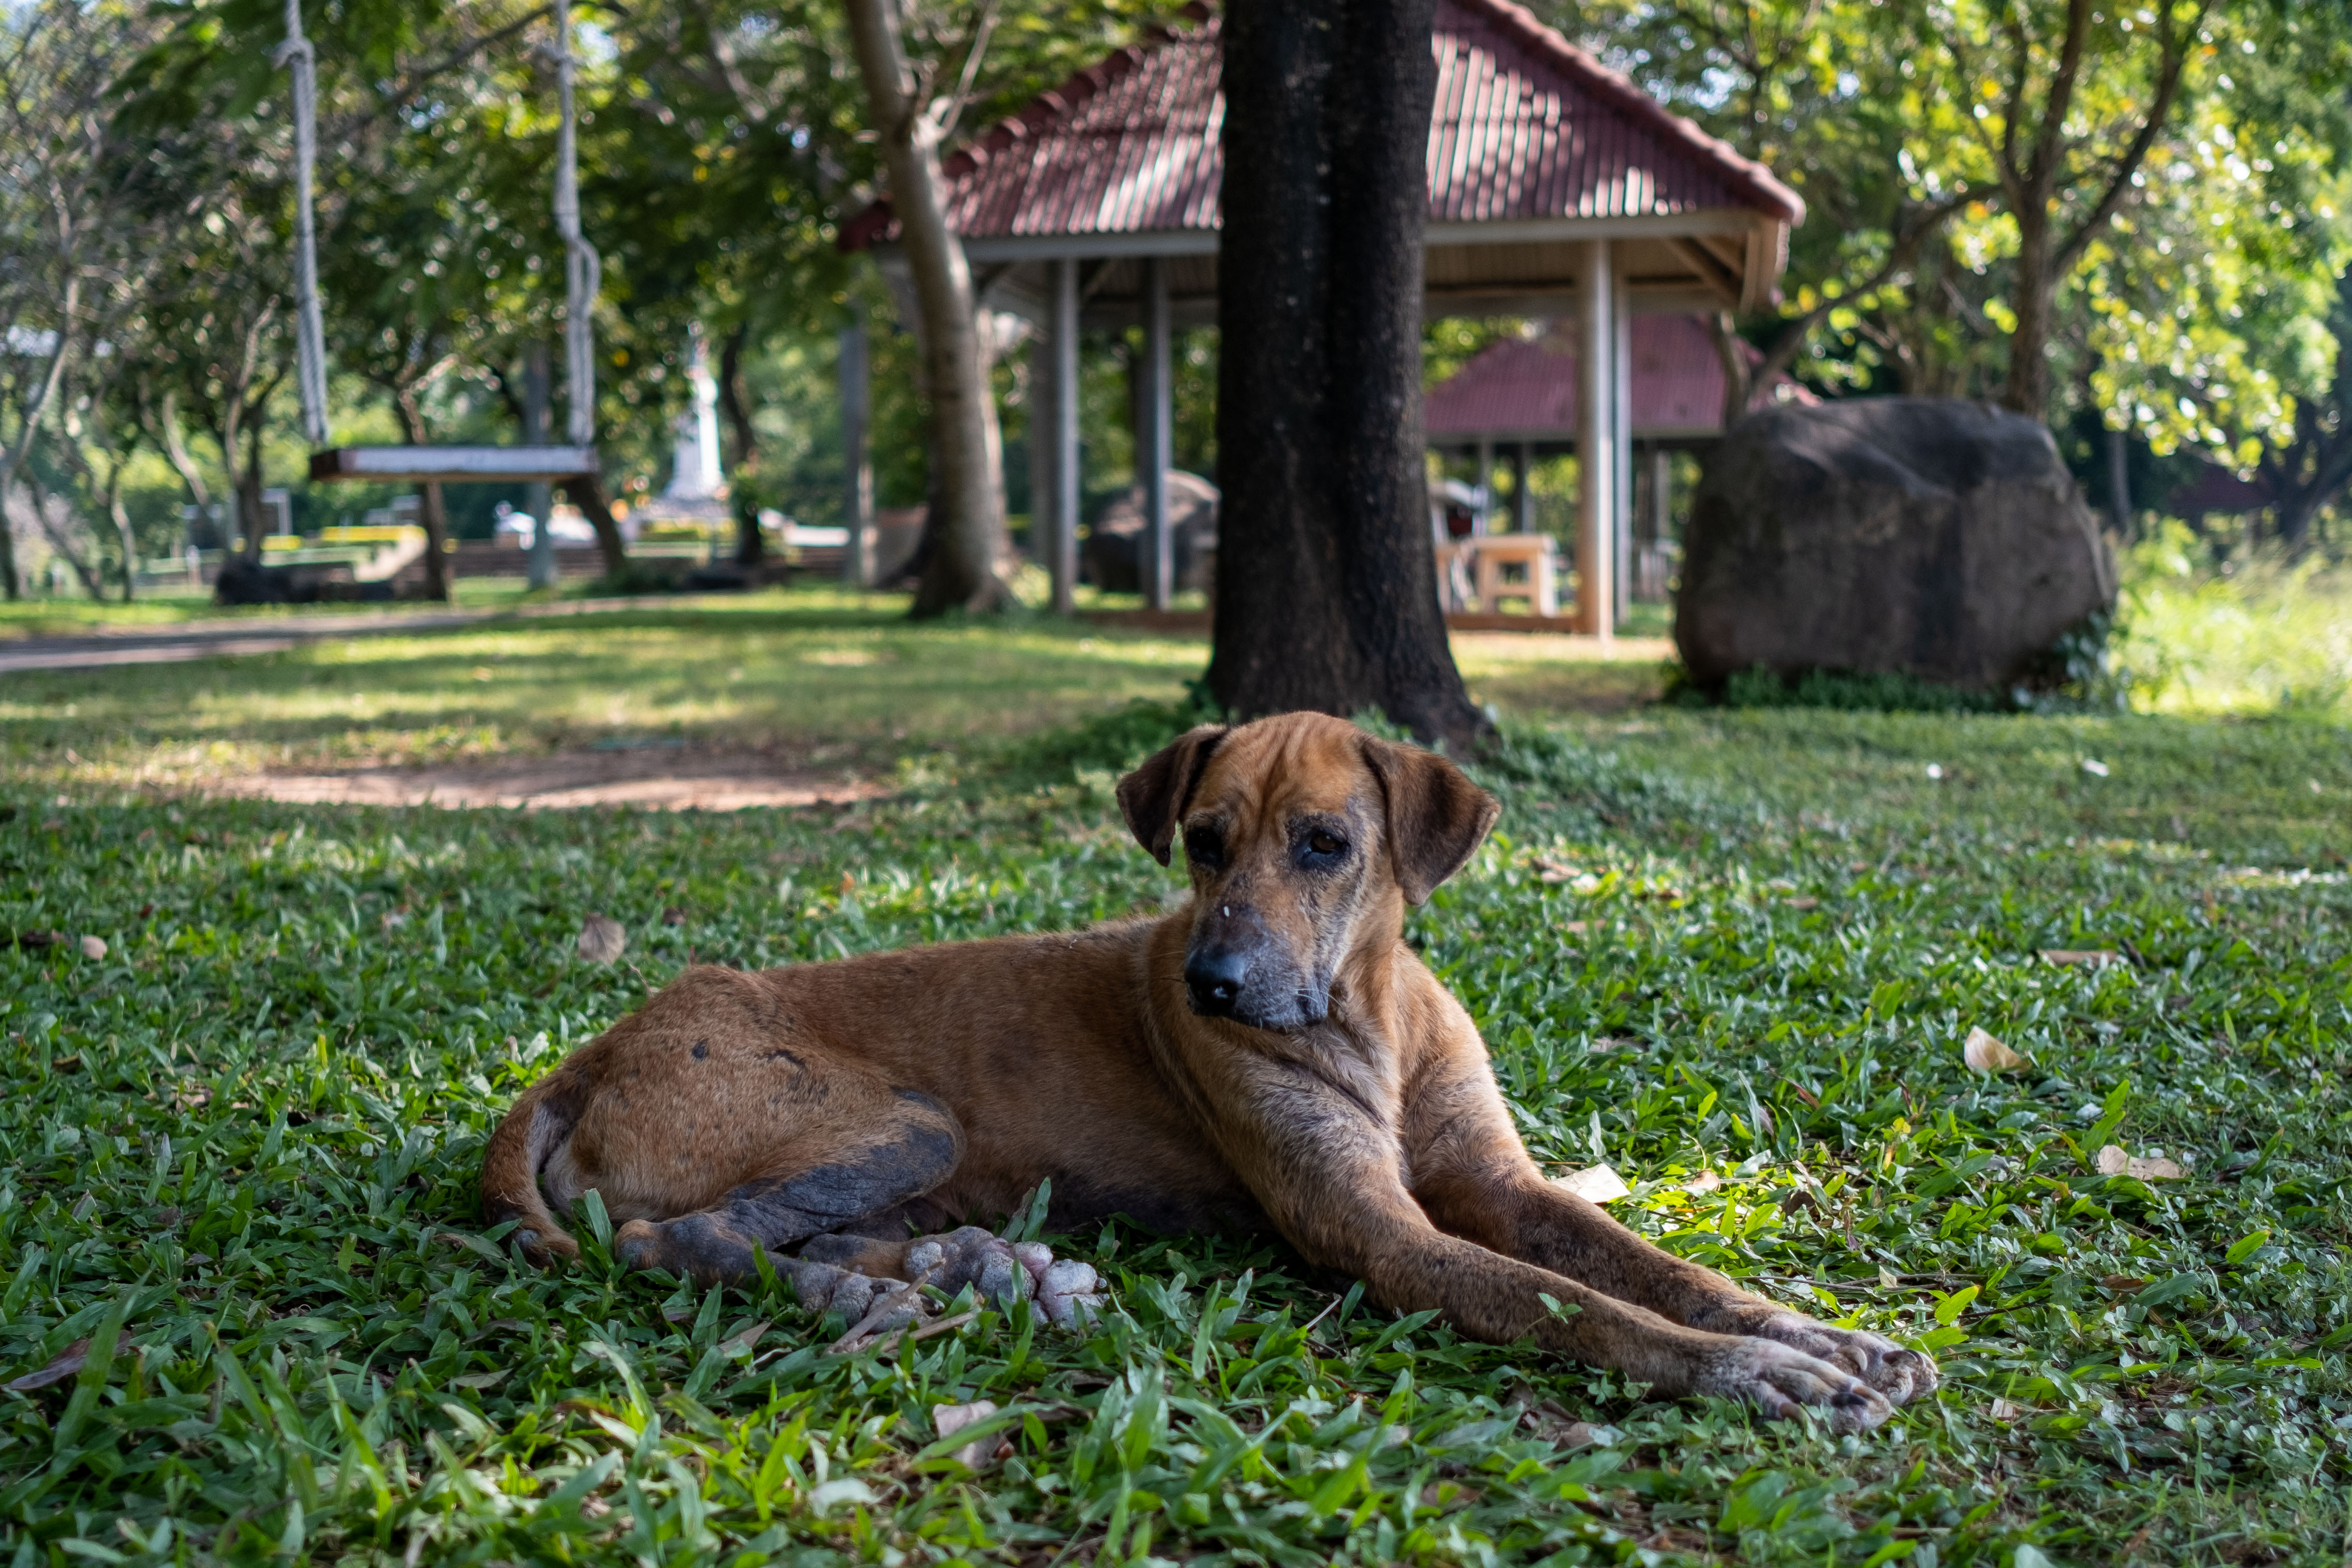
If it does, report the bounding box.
[610,1087,964,1285]
[799,1227,1105,1327]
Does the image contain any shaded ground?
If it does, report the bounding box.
[208,744,895,810]
[0,589,1661,802]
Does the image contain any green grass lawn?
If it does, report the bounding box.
[2,599,2349,1566]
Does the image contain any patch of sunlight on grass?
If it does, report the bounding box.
[0,593,1212,788]
[2115,528,2352,722]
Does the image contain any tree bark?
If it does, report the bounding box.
[236,412,270,565]
[392,388,452,601]
[25,468,105,600]
[0,271,80,600]
[1708,313,1753,430]
[559,470,632,578]
[106,458,136,601]
[153,387,213,534]
[843,0,1007,615]
[1978,0,2194,416]
[2104,423,2131,538]
[1209,0,1486,752]
[2261,268,2352,554]
[719,323,766,567]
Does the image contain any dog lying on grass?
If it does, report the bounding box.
[483,711,1936,1430]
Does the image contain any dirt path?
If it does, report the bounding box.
[208,747,893,811]
[0,597,680,675]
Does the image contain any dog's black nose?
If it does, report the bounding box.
[1185,948,1250,1016]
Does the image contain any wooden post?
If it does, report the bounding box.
[1141,257,1173,609]
[523,341,555,589]
[839,322,873,587]
[1052,258,1080,614]
[1474,437,1493,536]
[1574,240,1616,639]
[1512,441,1531,532]
[1613,288,1634,628]
[1027,319,1050,577]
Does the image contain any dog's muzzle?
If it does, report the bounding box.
[1184,946,1251,1017]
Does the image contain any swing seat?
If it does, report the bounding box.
[308,446,598,484]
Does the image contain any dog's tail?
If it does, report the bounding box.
[480,1064,589,1263]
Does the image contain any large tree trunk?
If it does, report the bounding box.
[393,388,452,601]
[559,471,631,579]
[0,273,80,600]
[843,0,1007,615]
[1207,0,1485,752]
[2001,219,2056,416]
[718,324,766,568]
[106,460,136,602]
[25,468,106,600]
[235,413,269,565]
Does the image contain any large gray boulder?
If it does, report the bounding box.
[1675,398,2115,691]
[1084,471,1219,593]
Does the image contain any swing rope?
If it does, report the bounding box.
[278,0,600,467]
[275,0,330,448]
[552,0,600,448]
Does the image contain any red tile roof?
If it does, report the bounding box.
[840,0,1800,252]
[1424,316,1815,438]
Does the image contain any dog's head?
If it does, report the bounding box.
[1117,712,1499,1030]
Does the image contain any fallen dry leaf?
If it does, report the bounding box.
[1682,1170,1723,1194]
[718,1320,770,1357]
[450,1368,511,1391]
[934,1398,1002,1469]
[2099,1274,2151,1293]
[576,915,626,964]
[1783,896,1820,911]
[79,935,106,960]
[2094,1145,2185,1181]
[1963,1026,2026,1073]
[1534,857,1580,884]
[2041,949,2119,967]
[4,1340,89,1393]
[1561,919,1590,935]
[1553,1164,1630,1204]
[1988,1397,2024,1421]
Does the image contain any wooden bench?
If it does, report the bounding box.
[1436,534,1559,616]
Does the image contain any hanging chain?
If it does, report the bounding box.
[553,0,601,448]
[276,0,330,447]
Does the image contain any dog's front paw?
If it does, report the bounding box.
[1743,1311,1939,1407]
[1030,1252,1104,1329]
[1697,1338,1893,1434]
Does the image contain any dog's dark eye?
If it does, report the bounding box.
[1183,825,1224,870]
[1305,829,1346,858]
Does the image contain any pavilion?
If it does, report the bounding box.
[841,0,1803,635]
[1425,315,1818,612]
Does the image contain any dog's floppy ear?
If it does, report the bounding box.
[1117,724,1230,865]
[1361,736,1501,904]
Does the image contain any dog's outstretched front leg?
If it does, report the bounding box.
[1305,1181,1893,1432]
[1228,1082,1893,1432]
[1407,1073,1937,1407]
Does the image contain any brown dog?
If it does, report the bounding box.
[482,711,1935,1429]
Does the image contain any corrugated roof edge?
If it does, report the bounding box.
[838,0,1802,252]
[1445,0,1804,227]
[838,2,1216,254]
